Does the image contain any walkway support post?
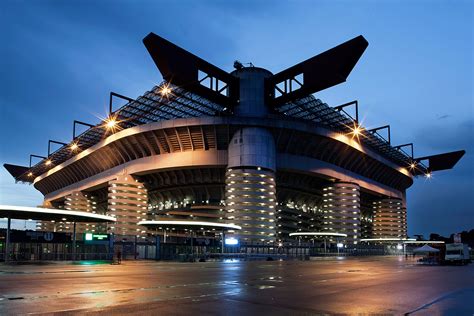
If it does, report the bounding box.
[72,221,76,261]
[5,218,11,263]
[155,235,160,261]
[190,231,194,260]
[134,235,138,260]
[221,229,225,254]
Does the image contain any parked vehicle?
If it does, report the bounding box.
[445,243,471,265]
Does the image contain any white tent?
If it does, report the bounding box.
[413,244,440,253]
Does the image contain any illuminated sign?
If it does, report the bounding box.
[84,233,109,241]
[225,237,239,245]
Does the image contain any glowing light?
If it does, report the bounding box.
[397,244,403,250]
[337,243,344,248]
[45,160,52,166]
[160,85,172,96]
[409,162,417,169]
[106,119,116,128]
[425,172,432,179]
[348,123,364,140]
[352,126,362,136]
[70,143,79,150]
[27,172,33,177]
[225,237,239,245]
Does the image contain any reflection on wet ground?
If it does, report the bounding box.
[0,256,473,315]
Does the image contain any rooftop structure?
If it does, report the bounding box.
[4,32,465,246]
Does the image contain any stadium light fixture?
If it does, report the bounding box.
[70,143,79,151]
[350,124,363,139]
[45,160,52,166]
[106,119,116,129]
[160,85,172,96]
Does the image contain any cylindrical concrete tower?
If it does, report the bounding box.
[225,67,277,245]
[322,182,361,244]
[372,198,407,239]
[226,128,277,244]
[107,174,148,240]
[231,67,273,117]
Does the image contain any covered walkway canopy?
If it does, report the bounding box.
[289,232,348,237]
[360,238,417,243]
[289,232,348,253]
[138,220,242,255]
[0,205,116,222]
[138,220,241,231]
[1,205,116,262]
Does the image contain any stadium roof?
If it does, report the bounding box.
[5,32,464,184]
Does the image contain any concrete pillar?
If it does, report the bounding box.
[322,182,361,244]
[372,197,407,239]
[64,191,94,237]
[107,174,148,241]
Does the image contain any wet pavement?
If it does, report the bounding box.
[0,256,473,315]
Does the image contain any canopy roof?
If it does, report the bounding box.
[360,238,416,242]
[289,232,348,237]
[0,205,116,223]
[413,244,440,253]
[138,220,241,231]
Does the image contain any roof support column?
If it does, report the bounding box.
[226,127,277,246]
[108,174,148,242]
[322,182,361,245]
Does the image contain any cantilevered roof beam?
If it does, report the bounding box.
[266,35,368,107]
[415,150,465,173]
[143,32,239,107]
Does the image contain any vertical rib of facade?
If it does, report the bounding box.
[372,198,407,239]
[322,182,361,244]
[108,175,148,239]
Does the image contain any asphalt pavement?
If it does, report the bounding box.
[0,256,473,315]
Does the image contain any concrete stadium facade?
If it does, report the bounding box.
[5,33,464,246]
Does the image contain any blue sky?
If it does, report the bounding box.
[0,0,473,237]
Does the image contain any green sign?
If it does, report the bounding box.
[84,233,109,241]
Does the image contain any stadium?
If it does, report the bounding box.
[4,32,465,251]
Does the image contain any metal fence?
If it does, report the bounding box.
[1,241,396,262]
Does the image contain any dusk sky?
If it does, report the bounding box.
[0,0,472,237]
